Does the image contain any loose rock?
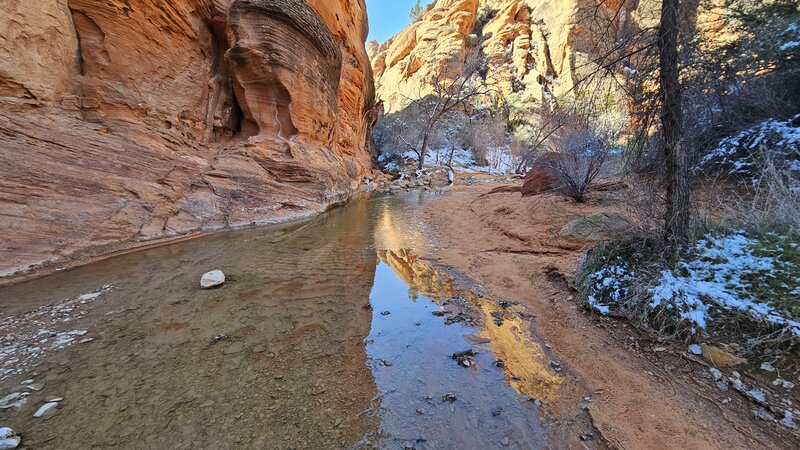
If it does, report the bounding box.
[200,270,226,289]
[760,362,776,373]
[0,427,20,450]
[0,393,27,411]
[33,401,59,418]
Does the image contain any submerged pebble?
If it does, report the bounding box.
[0,427,20,449]
[33,401,59,418]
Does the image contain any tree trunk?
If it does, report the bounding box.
[658,0,689,260]
[418,132,430,170]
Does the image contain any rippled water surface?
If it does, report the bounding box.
[0,193,566,449]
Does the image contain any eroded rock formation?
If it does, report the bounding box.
[370,0,659,112]
[0,0,375,278]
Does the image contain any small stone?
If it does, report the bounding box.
[752,408,774,422]
[252,345,267,353]
[416,408,424,414]
[224,342,243,355]
[501,437,510,446]
[383,360,393,367]
[45,396,63,403]
[33,402,59,418]
[760,362,776,373]
[442,393,457,403]
[0,427,20,450]
[79,338,94,344]
[27,383,44,392]
[20,380,32,386]
[710,368,723,380]
[200,270,225,289]
[781,411,796,429]
[746,389,766,404]
[688,344,703,355]
[0,393,26,411]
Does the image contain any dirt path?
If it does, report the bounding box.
[422,184,799,449]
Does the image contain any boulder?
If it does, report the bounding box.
[520,153,562,197]
[200,270,226,289]
[559,212,631,241]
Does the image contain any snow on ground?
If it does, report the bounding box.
[781,22,799,52]
[383,146,518,175]
[698,114,800,180]
[585,232,800,335]
[586,260,634,316]
[0,285,112,380]
[649,233,799,335]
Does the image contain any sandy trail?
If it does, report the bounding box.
[422,184,799,449]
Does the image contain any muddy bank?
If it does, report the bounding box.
[421,184,800,449]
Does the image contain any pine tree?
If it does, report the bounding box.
[409,0,423,22]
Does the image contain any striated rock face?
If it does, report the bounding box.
[0,0,375,278]
[371,0,658,113]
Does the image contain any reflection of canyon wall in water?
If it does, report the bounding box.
[377,246,579,417]
[0,0,375,278]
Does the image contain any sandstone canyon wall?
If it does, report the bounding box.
[370,0,659,113]
[0,0,375,278]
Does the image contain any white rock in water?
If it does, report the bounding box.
[33,402,59,418]
[0,393,26,410]
[688,344,703,355]
[200,270,225,289]
[760,362,776,372]
[0,427,19,449]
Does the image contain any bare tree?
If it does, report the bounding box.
[658,0,689,258]
[396,56,497,170]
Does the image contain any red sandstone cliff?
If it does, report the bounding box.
[0,0,375,278]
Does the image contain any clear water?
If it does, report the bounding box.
[0,193,569,449]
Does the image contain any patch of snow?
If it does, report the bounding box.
[585,261,633,315]
[648,233,800,335]
[697,114,800,181]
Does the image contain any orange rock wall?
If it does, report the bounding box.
[371,0,658,112]
[0,0,375,278]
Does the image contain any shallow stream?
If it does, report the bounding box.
[0,193,580,449]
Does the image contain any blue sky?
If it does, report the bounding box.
[366,0,434,43]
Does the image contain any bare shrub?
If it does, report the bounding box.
[546,118,613,202]
[707,151,800,234]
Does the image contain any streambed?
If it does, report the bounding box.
[0,193,583,449]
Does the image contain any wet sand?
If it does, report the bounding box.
[421,184,800,449]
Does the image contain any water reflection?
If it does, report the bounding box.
[0,192,580,450]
